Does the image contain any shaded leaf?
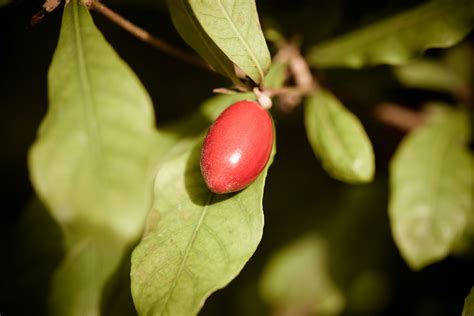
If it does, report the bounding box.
[443,43,473,86]
[166,0,241,85]
[463,288,474,316]
[28,1,159,314]
[389,106,473,270]
[260,235,345,315]
[131,123,276,316]
[189,0,271,83]
[393,59,467,93]
[0,199,64,315]
[307,0,474,68]
[304,89,375,183]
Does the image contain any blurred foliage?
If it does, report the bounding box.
[463,288,474,316]
[260,235,345,314]
[0,0,10,8]
[307,0,474,68]
[0,0,473,315]
[393,43,471,96]
[389,106,472,270]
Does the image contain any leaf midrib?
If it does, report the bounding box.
[215,0,264,82]
[71,1,106,183]
[159,193,214,315]
[315,95,359,175]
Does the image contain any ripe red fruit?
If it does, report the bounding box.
[200,100,274,194]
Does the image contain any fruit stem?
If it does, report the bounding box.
[253,88,272,109]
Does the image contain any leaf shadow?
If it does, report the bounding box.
[100,240,138,316]
[184,141,236,206]
[0,198,65,316]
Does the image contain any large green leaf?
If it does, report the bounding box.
[28,1,159,314]
[130,62,285,315]
[389,106,473,270]
[304,89,375,183]
[166,0,241,85]
[260,235,345,315]
[131,116,276,316]
[307,0,474,68]
[189,0,271,83]
[463,288,474,316]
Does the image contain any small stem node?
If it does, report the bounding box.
[253,88,272,110]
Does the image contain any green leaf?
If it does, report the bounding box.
[166,0,241,85]
[189,0,271,83]
[443,43,473,86]
[28,1,158,314]
[263,62,288,88]
[463,288,474,316]
[307,0,474,68]
[393,59,467,93]
[304,89,375,183]
[131,132,276,316]
[260,235,345,315]
[389,106,473,270]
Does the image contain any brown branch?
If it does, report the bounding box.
[31,0,62,25]
[374,102,427,131]
[270,41,318,112]
[87,0,209,70]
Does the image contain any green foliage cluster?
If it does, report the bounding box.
[3,0,473,315]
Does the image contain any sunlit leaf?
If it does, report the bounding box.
[28,1,159,314]
[189,0,271,83]
[393,59,467,93]
[307,0,474,68]
[166,0,241,85]
[463,287,474,316]
[389,106,473,270]
[260,235,345,315]
[304,89,375,183]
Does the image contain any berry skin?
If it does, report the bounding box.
[200,100,274,194]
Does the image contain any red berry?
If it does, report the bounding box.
[200,100,274,194]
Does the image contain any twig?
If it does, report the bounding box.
[374,102,426,131]
[31,0,62,25]
[271,41,318,111]
[87,0,209,70]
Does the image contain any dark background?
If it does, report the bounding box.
[0,0,472,315]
